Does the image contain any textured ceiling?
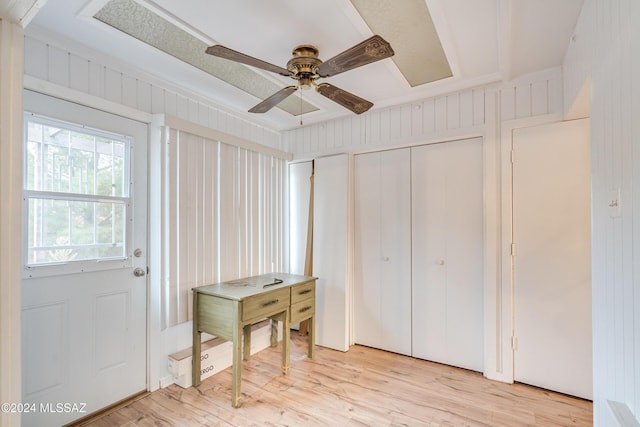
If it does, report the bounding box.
[350,0,451,87]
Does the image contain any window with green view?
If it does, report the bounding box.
[24,115,131,266]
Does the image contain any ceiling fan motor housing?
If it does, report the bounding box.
[287,45,322,88]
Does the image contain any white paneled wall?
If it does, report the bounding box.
[563,0,640,425]
[22,36,282,151]
[284,68,562,158]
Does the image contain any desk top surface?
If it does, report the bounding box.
[193,273,316,301]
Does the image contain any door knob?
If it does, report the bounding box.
[133,267,146,277]
[437,259,445,265]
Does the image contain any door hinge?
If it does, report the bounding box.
[511,243,517,256]
[511,336,518,351]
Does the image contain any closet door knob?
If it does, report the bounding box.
[382,256,390,262]
[437,259,445,265]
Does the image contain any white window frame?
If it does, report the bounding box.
[22,113,134,278]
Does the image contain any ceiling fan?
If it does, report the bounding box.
[205,35,394,115]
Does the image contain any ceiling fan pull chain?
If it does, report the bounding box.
[300,89,304,126]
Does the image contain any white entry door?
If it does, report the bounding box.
[21,91,148,426]
[512,119,592,399]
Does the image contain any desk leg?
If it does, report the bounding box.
[243,324,251,361]
[282,311,290,375]
[270,320,278,347]
[192,293,202,387]
[308,315,315,359]
[231,303,242,407]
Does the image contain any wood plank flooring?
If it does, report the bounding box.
[83,333,592,426]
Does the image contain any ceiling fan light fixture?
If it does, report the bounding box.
[205,35,394,115]
[298,77,315,89]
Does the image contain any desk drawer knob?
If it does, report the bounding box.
[298,306,312,313]
[298,289,312,295]
[262,299,279,307]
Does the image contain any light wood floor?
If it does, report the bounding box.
[83,333,592,426]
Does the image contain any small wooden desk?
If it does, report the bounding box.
[192,273,316,407]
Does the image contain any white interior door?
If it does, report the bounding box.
[411,138,484,372]
[288,161,312,275]
[21,91,148,426]
[354,148,411,355]
[512,119,592,399]
[313,154,350,351]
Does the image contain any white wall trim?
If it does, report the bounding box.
[24,74,154,123]
[0,18,24,427]
[607,401,640,427]
[158,113,293,160]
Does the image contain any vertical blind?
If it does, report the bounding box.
[160,127,286,329]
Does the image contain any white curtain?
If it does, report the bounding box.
[160,128,286,329]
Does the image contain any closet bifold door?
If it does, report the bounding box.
[354,148,412,356]
[411,138,484,372]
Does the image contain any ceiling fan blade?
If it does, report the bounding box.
[249,86,298,113]
[316,35,394,78]
[206,45,292,77]
[316,83,373,114]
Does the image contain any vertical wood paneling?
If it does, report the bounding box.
[47,45,68,87]
[219,143,239,280]
[400,104,412,138]
[473,88,485,126]
[284,78,560,158]
[423,98,436,133]
[151,86,164,114]
[460,91,473,128]
[563,0,640,423]
[164,91,177,116]
[176,132,189,320]
[632,0,640,416]
[104,68,122,104]
[87,62,103,99]
[500,88,515,121]
[167,129,179,326]
[379,109,390,143]
[69,55,89,93]
[202,139,217,283]
[530,81,548,116]
[23,37,48,80]
[515,84,532,118]
[389,107,401,140]
[411,103,423,137]
[434,97,447,132]
[176,94,188,120]
[137,80,152,113]
[187,99,198,124]
[122,74,137,109]
[447,93,460,130]
[326,121,335,149]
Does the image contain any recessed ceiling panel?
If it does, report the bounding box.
[94,0,317,116]
[349,0,452,87]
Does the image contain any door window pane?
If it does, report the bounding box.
[24,115,130,267]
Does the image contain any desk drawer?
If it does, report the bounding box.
[290,297,315,323]
[242,288,290,322]
[291,281,315,304]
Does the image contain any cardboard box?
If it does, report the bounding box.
[168,320,276,388]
